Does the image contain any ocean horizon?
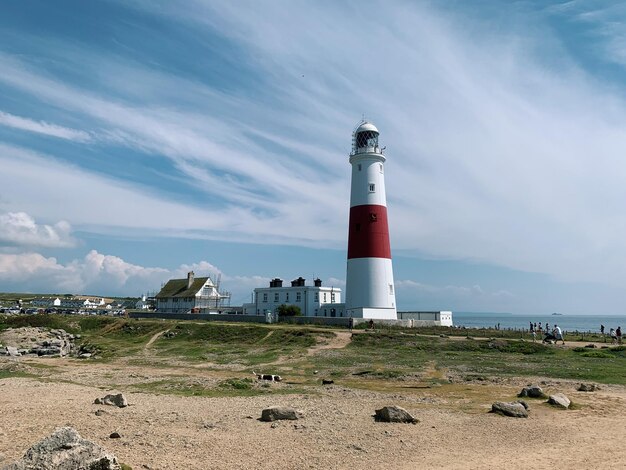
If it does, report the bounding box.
[452,311,626,333]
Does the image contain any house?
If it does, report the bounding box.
[155,271,230,313]
[31,297,61,307]
[242,277,345,317]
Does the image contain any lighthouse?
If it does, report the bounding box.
[345,121,397,319]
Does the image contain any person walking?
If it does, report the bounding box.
[553,324,565,345]
[610,328,617,344]
[348,316,354,332]
[601,324,605,342]
[617,326,622,345]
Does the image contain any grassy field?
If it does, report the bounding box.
[1,314,625,397]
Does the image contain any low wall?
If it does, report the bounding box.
[129,312,265,323]
[128,311,452,328]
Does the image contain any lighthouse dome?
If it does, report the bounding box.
[351,121,382,155]
[355,122,379,134]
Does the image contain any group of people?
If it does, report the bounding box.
[529,321,565,344]
[600,324,622,344]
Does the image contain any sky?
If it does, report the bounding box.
[2,0,626,314]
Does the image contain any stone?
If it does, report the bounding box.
[547,393,571,409]
[95,409,107,416]
[490,401,529,418]
[516,400,530,410]
[577,383,600,392]
[6,346,20,357]
[79,353,92,359]
[2,426,120,470]
[94,394,128,408]
[109,432,121,439]
[260,406,299,422]
[584,344,597,348]
[322,379,334,385]
[518,385,545,398]
[374,406,418,424]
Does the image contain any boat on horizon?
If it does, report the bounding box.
[551,312,562,315]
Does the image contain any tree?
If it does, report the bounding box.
[276,304,301,317]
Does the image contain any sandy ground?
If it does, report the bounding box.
[1,333,626,469]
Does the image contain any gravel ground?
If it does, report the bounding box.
[1,355,625,470]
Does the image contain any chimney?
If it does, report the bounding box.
[314,278,322,287]
[187,271,194,289]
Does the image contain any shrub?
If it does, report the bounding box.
[276,304,301,317]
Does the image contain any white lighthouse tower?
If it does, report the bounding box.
[345,121,397,319]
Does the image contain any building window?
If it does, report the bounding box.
[331,293,335,302]
[389,284,394,295]
[315,293,319,302]
[263,293,268,303]
[274,292,279,302]
[369,183,375,192]
[296,292,301,302]
[323,292,327,302]
[285,292,289,302]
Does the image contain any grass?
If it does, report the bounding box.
[2,315,625,394]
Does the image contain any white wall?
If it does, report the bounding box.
[250,286,342,317]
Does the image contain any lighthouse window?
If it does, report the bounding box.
[355,223,361,231]
[369,183,375,192]
[379,164,383,173]
[389,284,394,295]
[358,164,362,171]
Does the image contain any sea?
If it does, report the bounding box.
[453,312,626,333]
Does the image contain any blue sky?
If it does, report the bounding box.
[2,0,626,314]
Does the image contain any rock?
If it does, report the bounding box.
[2,426,120,470]
[94,393,128,408]
[322,379,334,385]
[109,432,121,439]
[584,344,597,348]
[95,409,107,416]
[518,385,545,398]
[6,346,20,357]
[374,406,418,424]
[79,353,92,359]
[516,400,530,410]
[490,401,529,418]
[547,393,571,409]
[260,406,299,422]
[577,383,600,392]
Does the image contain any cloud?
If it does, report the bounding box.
[0,212,76,248]
[3,0,626,294]
[0,111,91,142]
[0,250,173,296]
[395,279,516,312]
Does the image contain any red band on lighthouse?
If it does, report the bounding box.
[347,204,391,259]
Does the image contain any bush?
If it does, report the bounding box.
[276,304,301,317]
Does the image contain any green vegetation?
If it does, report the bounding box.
[1,314,625,395]
[277,304,301,317]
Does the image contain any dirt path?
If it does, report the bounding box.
[142,329,169,352]
[306,331,352,356]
